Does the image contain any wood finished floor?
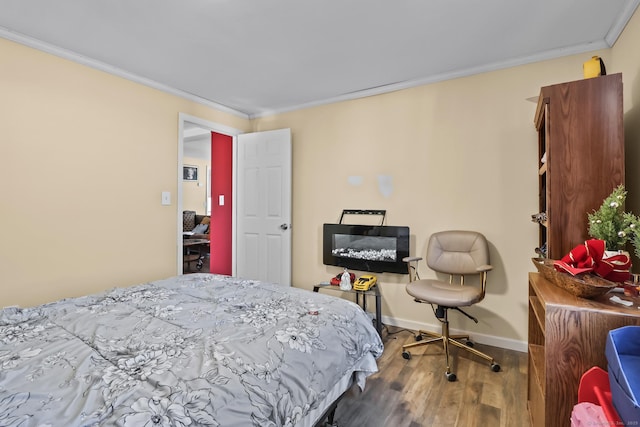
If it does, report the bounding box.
[333,327,529,427]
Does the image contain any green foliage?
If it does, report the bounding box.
[587,185,632,251]
[626,212,640,260]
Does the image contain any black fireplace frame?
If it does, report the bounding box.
[322,223,410,274]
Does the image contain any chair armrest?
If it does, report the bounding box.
[476,264,493,272]
[403,256,423,263]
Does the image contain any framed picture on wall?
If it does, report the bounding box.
[183,165,198,181]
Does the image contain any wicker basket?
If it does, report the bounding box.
[531,258,618,299]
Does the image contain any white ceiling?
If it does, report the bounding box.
[183,123,211,160]
[1,0,638,118]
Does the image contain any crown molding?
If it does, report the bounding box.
[0,27,250,120]
[4,0,638,123]
[250,39,613,119]
[605,0,640,46]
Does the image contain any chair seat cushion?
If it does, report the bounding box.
[406,279,483,307]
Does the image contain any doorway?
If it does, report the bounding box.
[177,113,241,275]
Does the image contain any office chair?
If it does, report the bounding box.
[401,230,500,381]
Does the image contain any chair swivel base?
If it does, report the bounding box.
[401,329,501,382]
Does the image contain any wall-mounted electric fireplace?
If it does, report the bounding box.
[322,223,410,274]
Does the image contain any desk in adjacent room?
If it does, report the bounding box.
[183,238,209,271]
[313,283,382,337]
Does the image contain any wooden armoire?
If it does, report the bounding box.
[534,73,624,259]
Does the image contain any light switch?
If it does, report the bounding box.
[219,195,225,206]
[161,191,171,206]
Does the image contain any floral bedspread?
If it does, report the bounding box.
[0,274,383,426]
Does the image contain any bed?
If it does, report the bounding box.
[0,273,383,426]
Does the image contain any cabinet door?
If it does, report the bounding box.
[534,74,624,259]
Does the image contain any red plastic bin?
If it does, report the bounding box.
[576,366,622,425]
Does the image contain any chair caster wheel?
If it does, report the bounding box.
[415,334,423,341]
[491,363,501,372]
[464,340,474,347]
[402,351,411,360]
[446,372,457,382]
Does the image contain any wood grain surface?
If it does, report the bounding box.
[333,327,528,427]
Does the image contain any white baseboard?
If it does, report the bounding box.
[380,314,528,353]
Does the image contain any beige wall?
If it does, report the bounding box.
[253,23,638,349]
[182,157,209,214]
[3,9,640,350]
[0,37,251,306]
[613,9,640,233]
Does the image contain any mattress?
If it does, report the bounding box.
[0,273,384,426]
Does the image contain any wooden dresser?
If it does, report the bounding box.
[528,272,640,426]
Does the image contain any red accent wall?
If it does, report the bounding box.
[209,132,233,275]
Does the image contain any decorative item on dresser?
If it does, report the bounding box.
[533,73,624,260]
[531,257,618,299]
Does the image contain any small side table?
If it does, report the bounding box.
[313,283,382,337]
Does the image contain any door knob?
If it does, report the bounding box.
[280,223,289,230]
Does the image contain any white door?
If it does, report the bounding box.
[236,128,292,285]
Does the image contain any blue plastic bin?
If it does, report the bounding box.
[606,326,640,424]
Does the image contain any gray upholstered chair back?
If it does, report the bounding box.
[426,230,490,275]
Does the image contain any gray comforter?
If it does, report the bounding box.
[0,274,383,426]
